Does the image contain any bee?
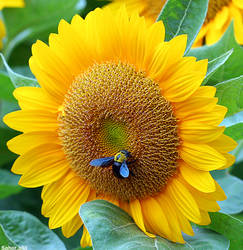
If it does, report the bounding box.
[89,150,134,179]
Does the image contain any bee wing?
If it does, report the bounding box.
[90,157,114,167]
[119,162,129,178]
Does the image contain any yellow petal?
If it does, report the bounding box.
[194,194,220,212]
[62,214,83,238]
[12,143,65,174]
[13,87,58,111]
[208,134,238,153]
[141,196,171,238]
[219,153,235,169]
[158,54,207,102]
[41,170,76,217]
[53,18,92,75]
[214,7,229,30]
[49,180,90,228]
[156,193,185,243]
[31,40,72,89]
[3,110,58,133]
[0,0,24,8]
[182,105,227,126]
[176,211,194,236]
[198,210,211,225]
[230,5,243,44]
[191,86,216,97]
[174,97,218,119]
[19,159,69,188]
[142,21,165,68]
[233,0,243,9]
[179,121,225,143]
[130,199,155,237]
[7,131,60,155]
[166,177,201,223]
[180,161,216,193]
[181,142,226,171]
[188,180,226,202]
[29,56,64,104]
[81,226,92,248]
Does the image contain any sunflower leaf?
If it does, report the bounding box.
[215,76,243,117]
[189,23,243,85]
[2,0,86,60]
[223,111,243,142]
[0,53,38,88]
[216,76,243,141]
[0,170,23,199]
[203,50,233,85]
[203,212,243,249]
[0,224,17,247]
[211,170,243,214]
[157,0,208,53]
[0,72,16,102]
[0,210,66,250]
[79,199,229,250]
[225,123,243,141]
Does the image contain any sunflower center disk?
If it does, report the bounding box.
[59,62,180,201]
[205,0,231,23]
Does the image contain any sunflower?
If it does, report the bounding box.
[0,0,25,49]
[108,0,243,46]
[194,0,243,46]
[106,0,166,22]
[4,6,237,247]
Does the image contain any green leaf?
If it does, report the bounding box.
[225,123,243,141]
[189,24,243,85]
[215,76,243,117]
[0,53,38,88]
[183,227,229,250]
[0,72,15,102]
[0,224,17,247]
[206,212,243,250]
[80,200,229,250]
[2,0,85,59]
[222,111,243,141]
[13,66,34,78]
[0,210,66,250]
[203,50,233,85]
[216,76,243,142]
[211,170,243,214]
[231,213,243,222]
[0,170,23,199]
[157,0,208,53]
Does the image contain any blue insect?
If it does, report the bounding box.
[90,150,134,179]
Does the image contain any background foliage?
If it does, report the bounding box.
[0,0,242,249]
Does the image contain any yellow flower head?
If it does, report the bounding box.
[0,0,25,49]
[108,0,243,45]
[194,0,243,46]
[107,0,166,22]
[4,6,237,247]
